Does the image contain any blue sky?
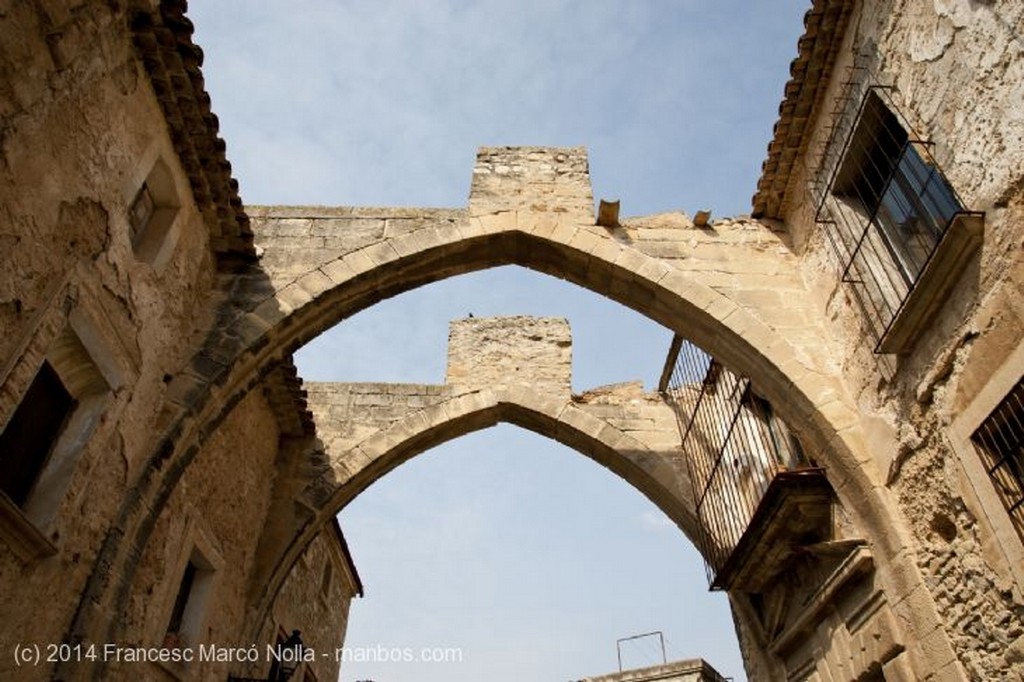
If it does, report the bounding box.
[189,2,810,679]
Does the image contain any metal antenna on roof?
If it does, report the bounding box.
[616,631,667,672]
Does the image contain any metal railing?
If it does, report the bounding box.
[972,377,1024,541]
[661,336,808,587]
[814,85,974,350]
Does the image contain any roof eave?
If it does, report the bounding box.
[751,0,856,221]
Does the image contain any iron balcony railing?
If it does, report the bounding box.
[660,336,811,588]
[814,85,980,351]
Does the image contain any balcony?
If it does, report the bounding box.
[660,336,833,591]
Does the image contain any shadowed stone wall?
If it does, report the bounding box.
[1,1,1021,680]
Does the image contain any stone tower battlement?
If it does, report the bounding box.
[445,316,572,396]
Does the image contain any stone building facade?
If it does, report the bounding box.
[579,658,729,682]
[0,1,362,680]
[0,0,1021,681]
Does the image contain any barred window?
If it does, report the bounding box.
[832,91,962,288]
[661,335,825,589]
[971,378,1024,539]
[817,86,982,353]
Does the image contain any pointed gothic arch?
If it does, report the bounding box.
[64,150,944,681]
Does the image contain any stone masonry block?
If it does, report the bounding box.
[437,389,499,424]
[879,651,914,682]
[275,283,313,313]
[251,296,289,328]
[361,240,401,267]
[633,240,691,260]
[611,245,650,277]
[635,257,673,285]
[545,220,580,252]
[588,234,626,266]
[320,258,357,285]
[309,217,384,240]
[296,270,334,298]
[339,248,377,278]
[566,226,604,256]
[520,211,560,240]
[446,316,572,397]
[470,210,518,235]
[389,224,447,259]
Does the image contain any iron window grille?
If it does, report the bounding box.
[971,377,1024,540]
[814,84,982,352]
[661,336,813,588]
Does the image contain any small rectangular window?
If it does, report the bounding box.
[0,362,76,507]
[972,378,1024,540]
[817,86,982,353]
[129,159,181,267]
[320,561,333,598]
[167,560,198,637]
[129,182,155,247]
[0,314,119,561]
[163,547,215,650]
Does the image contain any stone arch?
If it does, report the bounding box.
[67,149,945,676]
[240,222,887,544]
[248,384,698,635]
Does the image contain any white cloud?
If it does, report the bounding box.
[641,508,676,531]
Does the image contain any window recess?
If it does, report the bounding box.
[971,377,1024,541]
[129,158,181,268]
[0,322,114,562]
[163,547,216,652]
[815,85,983,354]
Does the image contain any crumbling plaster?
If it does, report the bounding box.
[769,1,1024,677]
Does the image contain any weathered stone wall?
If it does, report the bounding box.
[3,1,1019,679]
[0,3,222,676]
[470,146,594,217]
[619,213,829,370]
[254,523,359,682]
[112,387,279,681]
[251,205,467,283]
[446,316,572,395]
[246,149,934,679]
[249,149,839,411]
[307,378,679,463]
[573,381,683,456]
[307,382,454,456]
[0,5,358,681]
[775,0,1024,678]
[303,319,686,498]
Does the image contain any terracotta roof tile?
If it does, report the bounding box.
[130,0,257,270]
[262,359,317,439]
[752,0,854,220]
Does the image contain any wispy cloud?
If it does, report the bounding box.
[641,508,676,531]
[193,0,805,216]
